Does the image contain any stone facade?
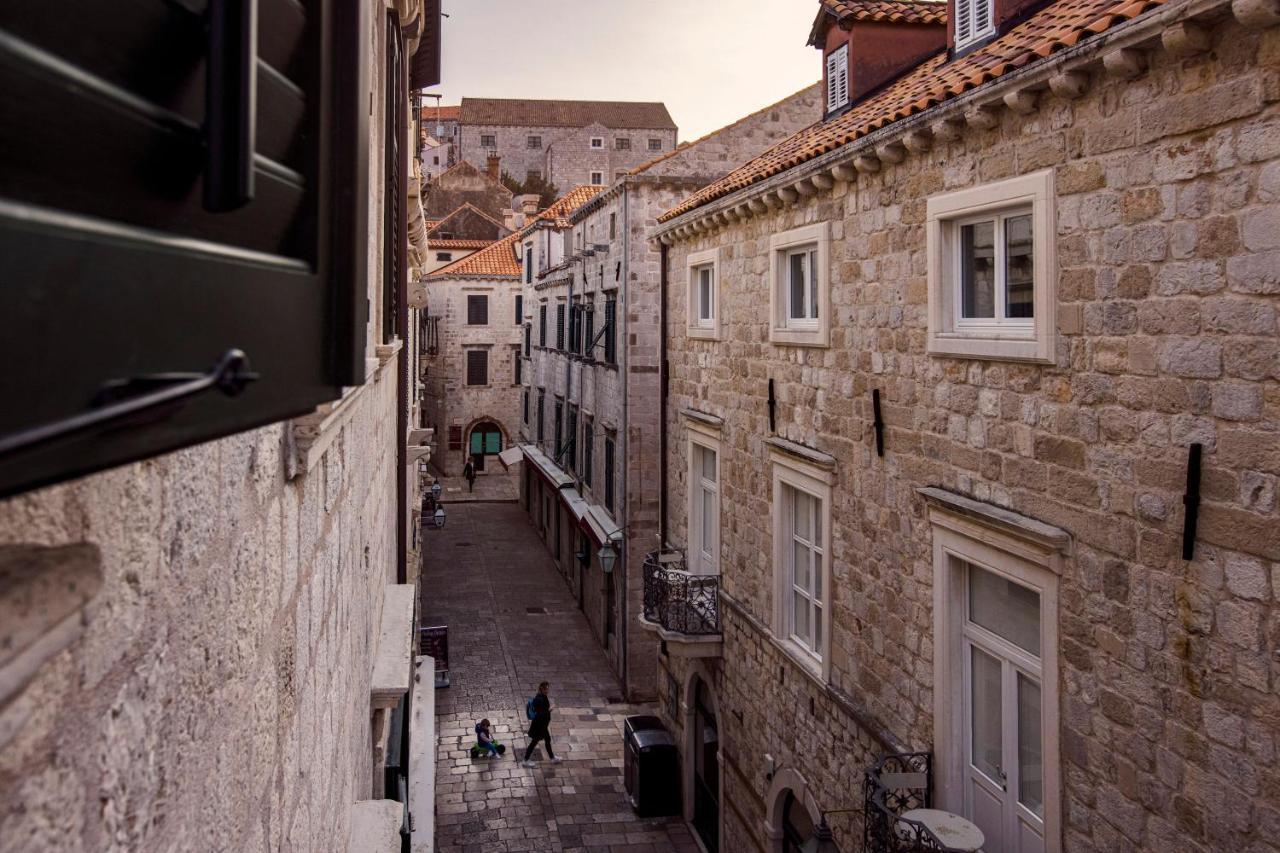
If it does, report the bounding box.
[517,84,824,701]
[460,121,679,191]
[422,160,513,222]
[655,10,1280,853]
[0,4,433,850]
[422,273,524,476]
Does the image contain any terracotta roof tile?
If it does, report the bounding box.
[534,185,608,227]
[427,232,522,279]
[428,238,497,250]
[821,0,947,25]
[459,98,677,130]
[663,0,1166,222]
[419,104,460,122]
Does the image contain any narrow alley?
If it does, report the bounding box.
[422,502,698,853]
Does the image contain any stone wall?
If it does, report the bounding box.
[660,16,1279,853]
[0,362,401,853]
[422,277,523,476]
[458,124,679,192]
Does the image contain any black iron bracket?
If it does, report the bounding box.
[0,349,259,460]
[872,388,885,457]
[1182,442,1202,560]
[768,378,777,433]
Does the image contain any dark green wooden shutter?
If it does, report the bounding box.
[0,0,371,497]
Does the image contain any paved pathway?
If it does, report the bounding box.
[431,468,520,503]
[423,502,697,853]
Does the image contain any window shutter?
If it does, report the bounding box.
[837,45,849,108]
[515,294,523,325]
[448,425,463,450]
[826,49,840,113]
[556,304,566,350]
[466,350,487,385]
[0,0,370,497]
[467,294,488,325]
[604,297,617,364]
[956,0,974,45]
[539,304,547,346]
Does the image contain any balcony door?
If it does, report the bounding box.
[961,560,1045,853]
[688,439,719,576]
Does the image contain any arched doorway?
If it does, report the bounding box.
[691,677,720,852]
[780,790,815,852]
[467,421,502,472]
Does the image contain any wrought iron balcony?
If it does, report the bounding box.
[639,550,722,656]
[864,752,977,853]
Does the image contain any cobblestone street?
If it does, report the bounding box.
[422,501,697,852]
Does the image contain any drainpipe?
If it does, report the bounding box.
[395,57,409,587]
[619,181,630,696]
[658,239,669,547]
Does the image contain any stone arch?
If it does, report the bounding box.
[763,767,824,853]
[462,417,509,471]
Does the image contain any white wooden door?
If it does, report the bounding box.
[962,562,1046,853]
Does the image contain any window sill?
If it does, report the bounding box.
[927,332,1052,363]
[291,343,400,477]
[687,325,720,341]
[770,326,829,348]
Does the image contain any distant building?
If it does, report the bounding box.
[424,202,511,275]
[515,83,823,701]
[419,103,460,175]
[457,98,679,191]
[421,159,514,224]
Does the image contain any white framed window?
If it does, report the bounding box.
[769,222,831,347]
[686,247,720,340]
[926,488,1065,853]
[686,427,720,575]
[954,0,995,51]
[770,449,833,678]
[590,137,604,149]
[825,43,849,114]
[590,171,603,185]
[926,170,1055,362]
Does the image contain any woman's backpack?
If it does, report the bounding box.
[526,696,537,720]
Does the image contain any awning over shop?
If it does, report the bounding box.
[583,504,621,547]
[520,444,574,489]
[498,446,524,470]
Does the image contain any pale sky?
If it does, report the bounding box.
[433,0,821,141]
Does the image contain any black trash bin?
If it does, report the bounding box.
[624,715,680,818]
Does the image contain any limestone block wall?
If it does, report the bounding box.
[660,17,1280,853]
[422,278,523,475]
[459,123,678,190]
[0,360,401,853]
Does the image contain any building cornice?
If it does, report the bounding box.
[653,0,1258,243]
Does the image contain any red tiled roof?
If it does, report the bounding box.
[820,0,947,25]
[459,98,677,131]
[429,238,496,250]
[534,185,608,227]
[427,232,522,279]
[420,105,460,122]
[662,0,1167,222]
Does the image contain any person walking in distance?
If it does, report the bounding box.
[463,456,476,493]
[521,681,560,766]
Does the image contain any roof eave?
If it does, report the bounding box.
[655,0,1218,241]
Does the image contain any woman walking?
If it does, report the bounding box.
[521,681,561,766]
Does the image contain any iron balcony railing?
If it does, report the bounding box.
[642,549,721,636]
[863,752,974,853]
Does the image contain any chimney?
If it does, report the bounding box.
[518,194,540,216]
[486,153,501,182]
[811,4,946,117]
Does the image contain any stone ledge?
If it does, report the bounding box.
[765,437,837,470]
[919,487,1073,558]
[371,584,416,709]
[408,656,436,853]
[347,800,403,853]
[680,408,724,429]
[291,342,400,477]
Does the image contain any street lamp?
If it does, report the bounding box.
[433,507,446,528]
[597,544,616,573]
[431,481,442,502]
